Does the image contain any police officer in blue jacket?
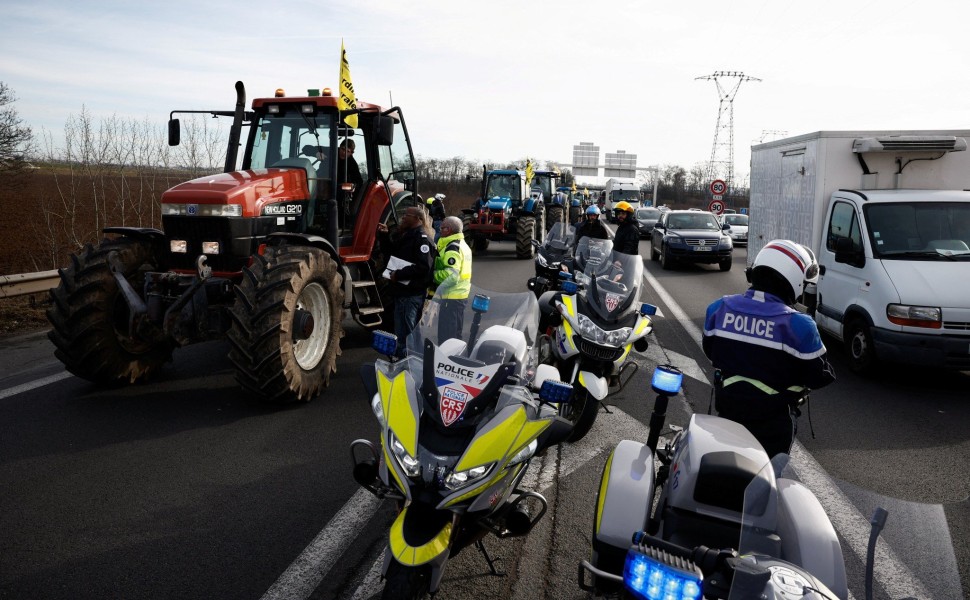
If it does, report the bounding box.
[702,240,835,457]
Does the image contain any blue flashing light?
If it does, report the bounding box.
[623,550,702,600]
[651,365,683,396]
[640,303,658,316]
[372,330,398,356]
[558,271,574,280]
[472,294,491,313]
[539,379,573,404]
[562,281,578,294]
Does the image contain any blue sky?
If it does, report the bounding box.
[3,0,969,184]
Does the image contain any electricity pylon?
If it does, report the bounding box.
[696,71,761,191]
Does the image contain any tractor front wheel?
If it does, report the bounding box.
[546,205,564,232]
[228,242,344,404]
[47,237,174,384]
[516,216,537,259]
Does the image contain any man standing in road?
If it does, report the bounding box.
[377,207,435,356]
[612,201,640,255]
[427,193,447,241]
[429,215,472,343]
[702,240,836,457]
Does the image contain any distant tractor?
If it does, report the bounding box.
[531,170,565,232]
[461,168,545,258]
[47,81,420,404]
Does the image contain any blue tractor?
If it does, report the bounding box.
[531,171,565,232]
[462,168,545,258]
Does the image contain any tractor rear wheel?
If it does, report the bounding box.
[516,215,537,259]
[228,242,344,404]
[546,205,564,232]
[47,237,174,384]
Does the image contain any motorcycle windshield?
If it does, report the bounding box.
[399,285,540,429]
[575,238,643,320]
[730,453,963,600]
[546,222,576,250]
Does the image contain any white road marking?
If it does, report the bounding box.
[0,371,72,400]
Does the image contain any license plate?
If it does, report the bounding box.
[693,246,712,252]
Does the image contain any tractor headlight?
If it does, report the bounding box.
[389,433,420,478]
[170,240,188,253]
[202,241,220,255]
[443,463,493,491]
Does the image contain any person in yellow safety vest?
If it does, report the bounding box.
[429,215,472,343]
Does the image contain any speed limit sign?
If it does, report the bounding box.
[710,179,726,195]
[708,199,725,215]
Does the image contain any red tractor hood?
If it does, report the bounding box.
[161,169,311,218]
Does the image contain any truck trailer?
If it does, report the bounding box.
[749,130,970,372]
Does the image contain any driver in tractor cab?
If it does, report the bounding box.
[611,201,639,255]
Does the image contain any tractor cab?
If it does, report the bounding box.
[484,171,526,210]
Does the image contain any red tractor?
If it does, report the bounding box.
[47,82,420,403]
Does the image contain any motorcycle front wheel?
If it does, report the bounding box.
[382,560,431,600]
[561,385,599,443]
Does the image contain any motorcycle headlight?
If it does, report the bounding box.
[508,440,538,466]
[577,314,633,347]
[371,393,386,428]
[389,433,421,478]
[443,463,493,491]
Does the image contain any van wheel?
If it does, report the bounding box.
[845,318,876,374]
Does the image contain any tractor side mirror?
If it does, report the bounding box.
[375,115,395,146]
[168,119,181,146]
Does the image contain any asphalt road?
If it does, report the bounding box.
[0,237,966,600]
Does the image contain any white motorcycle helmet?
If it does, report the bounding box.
[747,239,819,304]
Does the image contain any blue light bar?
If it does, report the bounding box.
[562,281,578,294]
[651,365,683,396]
[539,379,573,404]
[558,271,574,280]
[472,294,491,313]
[640,303,658,316]
[372,330,398,356]
[623,550,702,600]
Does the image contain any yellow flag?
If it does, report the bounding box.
[525,160,534,187]
[571,181,577,192]
[339,40,358,128]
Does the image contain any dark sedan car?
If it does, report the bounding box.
[650,210,733,271]
[634,207,662,238]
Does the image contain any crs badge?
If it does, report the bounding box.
[440,387,470,426]
[605,292,622,312]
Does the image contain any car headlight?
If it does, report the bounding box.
[389,433,421,478]
[887,304,942,329]
[444,462,494,491]
[719,236,732,248]
[577,314,633,347]
[666,235,686,247]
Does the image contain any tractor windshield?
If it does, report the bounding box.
[249,110,334,173]
[486,175,521,201]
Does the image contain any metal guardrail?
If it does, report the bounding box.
[0,271,59,299]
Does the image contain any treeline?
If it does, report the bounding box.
[0,108,746,274]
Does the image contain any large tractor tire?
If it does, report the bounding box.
[228,242,344,404]
[545,205,564,232]
[47,237,174,384]
[516,215,537,259]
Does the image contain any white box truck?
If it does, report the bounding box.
[749,130,970,372]
[602,178,640,221]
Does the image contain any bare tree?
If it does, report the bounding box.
[0,82,34,172]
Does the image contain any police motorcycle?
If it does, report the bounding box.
[350,284,575,599]
[539,237,655,443]
[581,367,965,600]
[527,222,576,298]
